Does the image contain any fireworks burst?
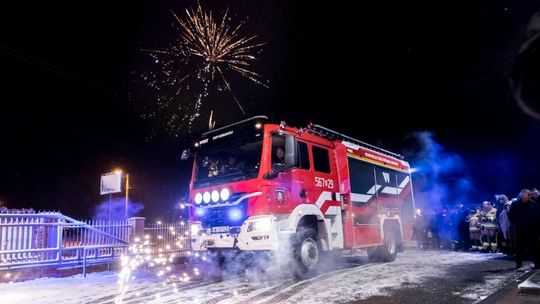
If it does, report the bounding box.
[141,2,267,135]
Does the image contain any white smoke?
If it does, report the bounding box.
[93,197,144,220]
[407,131,474,210]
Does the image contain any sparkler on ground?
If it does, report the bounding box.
[141,2,267,135]
[115,221,198,304]
[114,220,298,303]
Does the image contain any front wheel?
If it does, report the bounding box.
[187,251,223,281]
[293,228,320,277]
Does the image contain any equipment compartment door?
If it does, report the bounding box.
[347,158,382,247]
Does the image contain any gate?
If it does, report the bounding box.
[0,213,129,272]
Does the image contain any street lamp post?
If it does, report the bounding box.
[125,173,129,219]
[108,193,112,229]
[113,169,123,222]
[109,168,130,219]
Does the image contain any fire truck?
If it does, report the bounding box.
[186,116,415,273]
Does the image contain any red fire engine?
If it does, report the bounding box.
[187,116,415,273]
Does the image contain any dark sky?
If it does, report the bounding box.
[1,0,539,219]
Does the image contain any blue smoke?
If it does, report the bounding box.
[93,197,144,220]
[408,131,474,210]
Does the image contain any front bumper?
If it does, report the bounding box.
[191,215,279,251]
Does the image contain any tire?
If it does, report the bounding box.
[379,230,398,262]
[366,246,381,262]
[367,230,399,263]
[188,251,223,281]
[293,228,320,277]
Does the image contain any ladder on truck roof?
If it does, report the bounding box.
[306,123,404,159]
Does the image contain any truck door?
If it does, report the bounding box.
[308,144,342,249]
[270,133,311,211]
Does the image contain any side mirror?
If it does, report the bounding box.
[181,149,191,160]
[264,133,298,180]
[284,134,297,167]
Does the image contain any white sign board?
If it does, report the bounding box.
[100,172,122,195]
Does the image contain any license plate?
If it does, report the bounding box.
[211,226,230,233]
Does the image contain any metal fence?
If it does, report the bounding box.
[143,221,191,255]
[0,213,130,272]
[0,213,191,275]
[63,219,130,247]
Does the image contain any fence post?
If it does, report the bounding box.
[83,247,87,278]
[128,217,145,242]
[57,216,63,265]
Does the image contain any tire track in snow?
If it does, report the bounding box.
[95,277,214,304]
[233,280,296,304]
[201,285,266,304]
[120,279,219,304]
[257,263,380,304]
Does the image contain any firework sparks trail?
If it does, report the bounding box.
[141,2,267,135]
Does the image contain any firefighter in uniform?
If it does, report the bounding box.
[479,201,498,251]
[468,208,482,250]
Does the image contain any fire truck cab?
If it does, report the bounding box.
[188,116,415,273]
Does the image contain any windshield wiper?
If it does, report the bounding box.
[195,170,248,185]
[233,175,247,182]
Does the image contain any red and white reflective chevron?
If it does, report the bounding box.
[314,191,341,215]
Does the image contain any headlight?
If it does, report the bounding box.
[194,193,202,205]
[253,218,273,231]
[203,192,211,203]
[228,208,242,221]
[211,190,219,202]
[191,224,201,235]
[220,188,230,201]
[195,208,205,216]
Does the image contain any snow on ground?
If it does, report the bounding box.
[263,250,505,304]
[0,249,517,304]
[459,262,531,302]
[460,272,509,302]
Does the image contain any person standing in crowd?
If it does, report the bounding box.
[428,209,440,249]
[469,208,482,250]
[479,201,497,252]
[531,188,539,203]
[452,203,470,251]
[413,209,428,249]
[495,195,509,251]
[508,189,540,268]
[498,198,513,254]
[436,207,452,249]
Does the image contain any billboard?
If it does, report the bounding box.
[100,172,122,195]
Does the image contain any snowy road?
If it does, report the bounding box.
[0,249,530,304]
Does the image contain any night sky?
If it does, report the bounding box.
[1,0,539,219]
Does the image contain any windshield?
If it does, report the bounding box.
[194,136,263,188]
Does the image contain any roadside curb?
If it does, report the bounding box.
[518,269,540,294]
[479,269,538,303]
